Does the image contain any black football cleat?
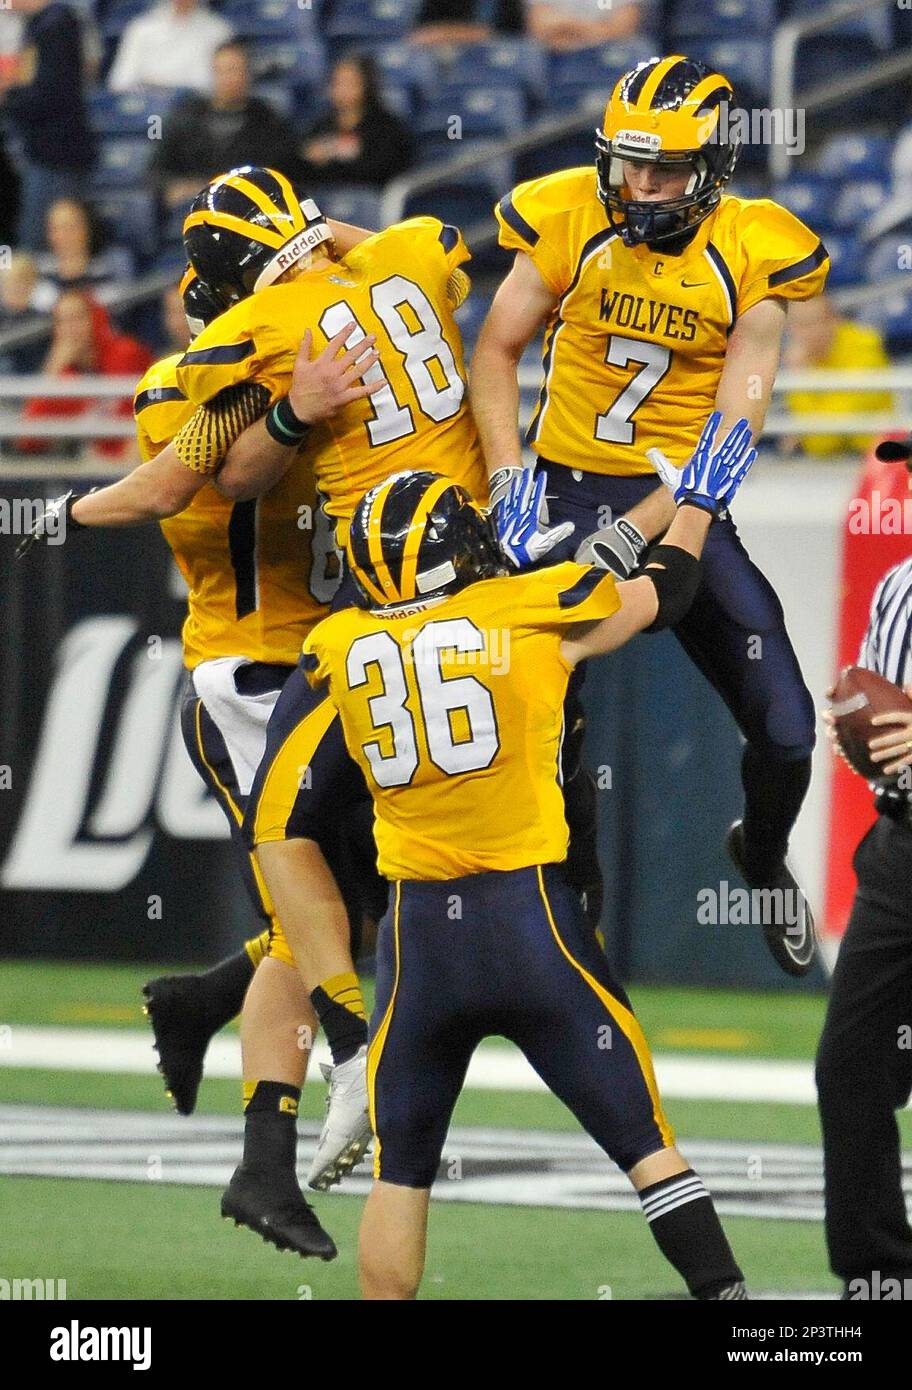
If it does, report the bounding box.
[141,974,218,1115]
[726,821,818,978]
[221,1166,338,1261]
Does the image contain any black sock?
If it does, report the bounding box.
[740,746,812,884]
[310,979,368,1066]
[197,947,258,1031]
[639,1170,745,1300]
[241,1080,300,1178]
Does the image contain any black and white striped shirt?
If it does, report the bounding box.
[859,556,912,686]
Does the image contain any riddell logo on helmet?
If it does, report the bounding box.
[257,224,331,289]
[616,129,663,154]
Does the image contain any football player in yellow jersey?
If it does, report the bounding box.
[471,54,829,978]
[304,414,757,1299]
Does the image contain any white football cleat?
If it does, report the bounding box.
[306,1043,373,1192]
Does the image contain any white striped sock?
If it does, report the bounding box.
[640,1174,708,1224]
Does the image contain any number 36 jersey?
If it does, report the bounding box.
[175,217,488,541]
[134,354,337,669]
[304,562,620,881]
[495,167,829,476]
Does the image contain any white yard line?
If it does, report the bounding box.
[0,1025,825,1104]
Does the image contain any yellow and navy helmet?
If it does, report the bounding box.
[596,55,739,250]
[182,165,334,305]
[346,471,505,609]
[179,264,231,336]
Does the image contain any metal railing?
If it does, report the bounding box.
[769,0,912,181]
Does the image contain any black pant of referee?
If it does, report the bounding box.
[816,791,912,1295]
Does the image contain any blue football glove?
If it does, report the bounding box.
[495,467,575,569]
[662,412,757,516]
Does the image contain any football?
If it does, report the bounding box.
[830,665,912,780]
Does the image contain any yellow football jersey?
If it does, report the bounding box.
[134,354,335,669]
[304,562,620,880]
[175,217,488,541]
[495,168,830,475]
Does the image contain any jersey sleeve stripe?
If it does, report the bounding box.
[179,341,256,367]
[438,223,460,253]
[767,240,828,289]
[558,567,607,608]
[497,194,539,248]
[134,386,186,414]
[704,243,737,330]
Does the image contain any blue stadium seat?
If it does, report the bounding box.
[151,245,189,280]
[413,141,513,196]
[454,291,491,347]
[858,292,912,355]
[816,133,892,183]
[372,43,438,101]
[831,179,890,232]
[92,189,159,261]
[819,231,862,288]
[309,186,383,230]
[431,40,548,103]
[254,80,293,118]
[773,175,843,234]
[381,83,414,120]
[865,235,912,283]
[247,36,310,80]
[417,87,526,141]
[221,0,303,39]
[91,137,151,190]
[98,0,147,42]
[545,40,659,110]
[402,182,501,234]
[684,40,770,103]
[88,88,175,137]
[794,36,879,98]
[325,0,421,47]
[669,0,777,40]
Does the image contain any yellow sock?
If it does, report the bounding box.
[319,971,367,1021]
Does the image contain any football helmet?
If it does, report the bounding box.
[178,264,231,336]
[596,54,739,251]
[183,165,333,305]
[346,471,505,608]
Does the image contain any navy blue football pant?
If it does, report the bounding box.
[539,461,816,881]
[369,864,673,1187]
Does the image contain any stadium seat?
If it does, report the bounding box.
[668,0,777,40]
[784,0,894,47]
[402,182,501,236]
[773,175,843,234]
[309,186,383,231]
[816,133,893,184]
[97,0,147,42]
[90,137,151,190]
[325,0,422,48]
[416,87,526,141]
[221,0,305,39]
[545,40,659,111]
[380,84,413,120]
[454,290,492,347]
[88,88,177,137]
[831,179,890,232]
[254,80,293,118]
[684,40,770,104]
[865,235,912,283]
[857,290,912,355]
[413,141,513,197]
[793,36,879,100]
[430,39,548,104]
[819,231,862,288]
[93,189,159,261]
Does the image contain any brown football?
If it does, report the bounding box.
[830,665,912,781]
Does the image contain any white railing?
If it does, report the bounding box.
[0,368,911,445]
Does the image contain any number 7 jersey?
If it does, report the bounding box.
[495,167,829,475]
[175,217,488,540]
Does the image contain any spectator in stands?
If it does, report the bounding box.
[784,297,895,457]
[152,41,299,209]
[297,53,415,190]
[0,1,95,251]
[411,0,525,46]
[34,198,133,306]
[18,289,152,458]
[108,0,232,95]
[0,252,55,373]
[526,0,648,50]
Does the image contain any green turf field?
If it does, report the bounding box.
[2,958,905,1300]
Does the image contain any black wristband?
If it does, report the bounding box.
[264,396,310,446]
[642,543,702,633]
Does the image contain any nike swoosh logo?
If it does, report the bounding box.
[681,279,708,288]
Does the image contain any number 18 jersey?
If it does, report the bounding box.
[175,217,488,543]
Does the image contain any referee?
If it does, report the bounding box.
[818,433,912,1298]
